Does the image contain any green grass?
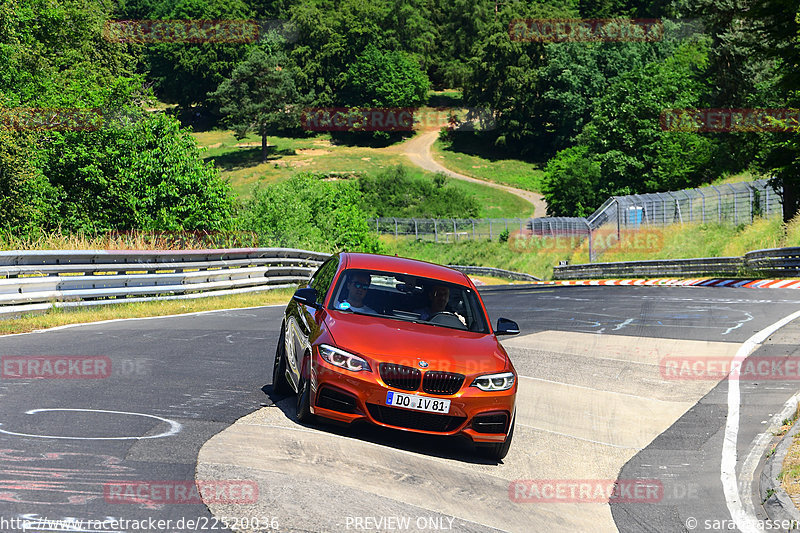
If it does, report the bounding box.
[192,129,533,218]
[0,289,294,335]
[381,236,572,280]
[441,176,533,219]
[432,137,545,192]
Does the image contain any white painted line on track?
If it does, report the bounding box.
[0,408,181,440]
[722,308,800,533]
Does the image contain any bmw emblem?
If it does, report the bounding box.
[418,360,429,368]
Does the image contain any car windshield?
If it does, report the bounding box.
[328,269,490,333]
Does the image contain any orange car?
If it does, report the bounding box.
[272,253,519,460]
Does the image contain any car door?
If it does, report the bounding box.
[286,256,340,388]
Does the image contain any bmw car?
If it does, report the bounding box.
[272,252,519,460]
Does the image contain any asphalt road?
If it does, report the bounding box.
[0,286,798,532]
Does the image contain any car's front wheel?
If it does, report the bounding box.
[295,355,314,423]
[272,326,292,396]
[478,414,515,461]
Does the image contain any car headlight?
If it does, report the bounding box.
[471,372,515,391]
[319,344,371,372]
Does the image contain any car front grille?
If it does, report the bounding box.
[366,403,466,433]
[422,371,465,395]
[379,363,421,391]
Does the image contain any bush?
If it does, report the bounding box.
[357,165,479,218]
[39,113,235,232]
[240,173,382,253]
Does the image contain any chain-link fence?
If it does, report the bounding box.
[370,218,530,242]
[369,179,783,261]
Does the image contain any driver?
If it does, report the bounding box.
[415,284,450,321]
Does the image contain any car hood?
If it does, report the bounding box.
[324,311,509,376]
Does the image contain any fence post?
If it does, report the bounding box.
[472,219,476,240]
[726,184,738,224]
[413,218,418,239]
[453,219,457,242]
[696,188,705,224]
[584,218,593,263]
[710,185,722,223]
[393,218,398,238]
[615,198,620,240]
[434,219,438,243]
[489,220,493,240]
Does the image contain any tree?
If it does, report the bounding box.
[743,0,800,221]
[341,44,430,107]
[141,0,254,110]
[210,34,303,162]
[543,39,716,215]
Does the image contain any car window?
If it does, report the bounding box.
[328,269,490,333]
[309,258,338,302]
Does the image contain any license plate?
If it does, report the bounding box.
[385,391,450,414]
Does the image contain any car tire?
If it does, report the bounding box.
[272,326,292,396]
[295,356,314,423]
[478,414,515,461]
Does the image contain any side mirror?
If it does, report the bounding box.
[496,317,520,336]
[293,287,321,309]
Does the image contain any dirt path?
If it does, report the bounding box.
[387,130,548,218]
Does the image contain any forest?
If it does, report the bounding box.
[1,0,797,252]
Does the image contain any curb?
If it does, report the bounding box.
[760,416,800,527]
[541,278,800,288]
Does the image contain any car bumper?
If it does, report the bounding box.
[309,358,516,443]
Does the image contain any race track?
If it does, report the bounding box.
[0,286,799,532]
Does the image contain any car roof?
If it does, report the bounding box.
[341,253,471,286]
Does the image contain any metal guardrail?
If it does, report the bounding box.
[744,247,800,277]
[553,247,800,280]
[553,257,744,280]
[0,248,331,318]
[447,265,541,282]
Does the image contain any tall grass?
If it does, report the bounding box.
[0,230,260,251]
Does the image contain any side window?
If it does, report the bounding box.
[309,259,338,302]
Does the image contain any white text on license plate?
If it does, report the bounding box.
[385,391,450,413]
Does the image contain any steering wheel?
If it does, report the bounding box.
[429,311,466,329]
